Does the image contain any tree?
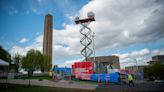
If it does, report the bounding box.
[53,65,58,69]
[53,64,58,70]
[152,62,164,79]
[144,66,153,78]
[21,49,40,73]
[21,49,51,73]
[35,50,44,72]
[144,62,164,79]
[12,53,22,73]
[35,52,51,72]
[42,54,51,72]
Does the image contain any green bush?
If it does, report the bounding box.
[144,62,164,79]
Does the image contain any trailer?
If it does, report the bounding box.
[72,61,119,83]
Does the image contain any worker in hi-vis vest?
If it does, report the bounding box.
[127,74,134,86]
[49,70,53,79]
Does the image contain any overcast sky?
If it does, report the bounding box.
[0,0,164,68]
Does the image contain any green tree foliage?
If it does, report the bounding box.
[144,66,153,78]
[36,51,44,72]
[13,53,22,73]
[42,54,51,72]
[52,65,58,70]
[37,52,51,72]
[21,49,40,71]
[144,62,164,79]
[0,46,11,67]
[152,62,164,79]
[21,49,51,73]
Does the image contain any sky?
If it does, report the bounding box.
[0,0,164,69]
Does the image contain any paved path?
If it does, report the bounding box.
[0,79,97,90]
[96,82,164,91]
[0,79,164,92]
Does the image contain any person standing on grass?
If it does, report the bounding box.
[49,70,53,79]
[127,74,135,87]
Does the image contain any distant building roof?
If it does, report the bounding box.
[0,59,9,66]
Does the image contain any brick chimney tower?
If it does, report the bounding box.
[43,14,53,69]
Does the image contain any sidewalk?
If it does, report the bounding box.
[1,79,163,92]
[0,79,97,90]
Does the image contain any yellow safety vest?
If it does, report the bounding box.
[49,71,52,76]
[128,74,133,81]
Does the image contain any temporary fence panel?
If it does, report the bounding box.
[90,73,119,83]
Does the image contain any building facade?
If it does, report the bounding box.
[89,55,120,73]
[147,55,164,64]
[152,55,164,64]
[125,65,146,73]
[43,14,53,68]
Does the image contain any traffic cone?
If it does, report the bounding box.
[98,74,100,86]
[69,76,72,81]
[55,75,57,81]
[52,75,55,80]
[69,76,72,83]
[106,74,108,86]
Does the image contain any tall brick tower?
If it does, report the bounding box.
[43,14,53,69]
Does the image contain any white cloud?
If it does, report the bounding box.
[19,38,29,43]
[59,58,84,68]
[130,48,150,58]
[113,48,163,68]
[35,35,43,43]
[31,7,37,13]
[10,46,31,56]
[10,36,43,56]
[8,9,18,15]
[37,0,42,3]
[122,30,130,38]
[26,10,30,15]
[64,13,76,23]
[36,32,40,36]
[112,48,147,67]
[28,0,54,15]
[77,0,164,51]
[53,24,82,57]
[152,48,164,56]
[10,0,164,68]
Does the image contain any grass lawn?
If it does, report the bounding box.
[23,76,50,80]
[0,84,49,92]
[0,83,119,92]
[20,75,50,80]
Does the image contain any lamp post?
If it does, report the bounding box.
[133,59,138,72]
[121,58,139,72]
